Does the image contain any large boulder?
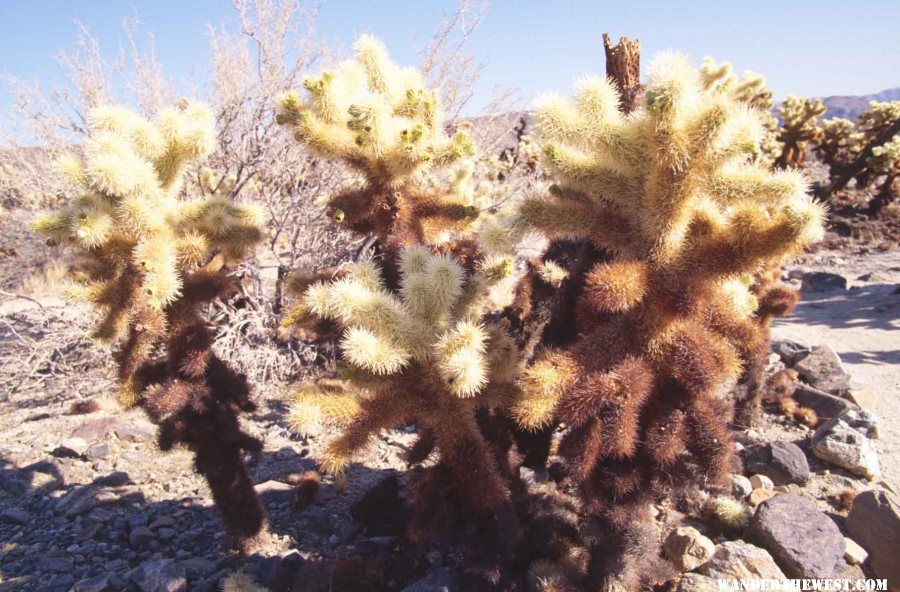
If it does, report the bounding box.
[846,490,900,586]
[699,540,785,579]
[746,494,844,578]
[801,272,848,293]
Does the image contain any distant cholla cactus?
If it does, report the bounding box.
[32,101,268,544]
[817,101,900,212]
[866,134,899,212]
[700,57,780,167]
[775,96,826,169]
[289,247,519,509]
[276,35,479,250]
[817,117,859,167]
[513,54,825,588]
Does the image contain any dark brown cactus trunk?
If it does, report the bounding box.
[603,34,643,115]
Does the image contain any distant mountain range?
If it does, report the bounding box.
[817,87,900,120]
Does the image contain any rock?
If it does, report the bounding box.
[846,490,900,585]
[400,568,461,592]
[130,559,187,592]
[149,516,176,530]
[749,489,778,506]
[843,537,868,565]
[45,557,74,572]
[746,493,844,578]
[675,573,719,592]
[254,480,294,504]
[773,339,812,367]
[178,558,216,580]
[792,384,855,421]
[355,536,400,555]
[129,526,156,548]
[700,541,786,579]
[663,526,715,572]
[95,470,130,487]
[822,408,879,439]
[86,442,111,460]
[55,486,120,517]
[73,574,112,592]
[802,272,848,293]
[846,388,877,410]
[70,416,117,441]
[811,416,880,479]
[258,550,305,592]
[53,437,89,458]
[749,474,774,491]
[794,345,852,396]
[857,272,885,282]
[115,423,153,443]
[0,507,30,524]
[744,442,810,486]
[729,474,752,498]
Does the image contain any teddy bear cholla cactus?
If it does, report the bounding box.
[775,95,826,169]
[276,35,479,253]
[513,54,825,588]
[32,102,268,543]
[289,247,519,511]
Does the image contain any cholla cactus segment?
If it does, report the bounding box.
[33,101,263,319]
[31,102,267,544]
[277,35,481,248]
[289,247,520,513]
[775,96,826,169]
[516,54,824,588]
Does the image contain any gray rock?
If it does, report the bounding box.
[746,493,844,578]
[115,423,153,443]
[700,541,785,579]
[744,442,810,485]
[792,384,855,420]
[53,437,89,458]
[401,568,461,592]
[178,558,216,580]
[0,507,30,524]
[749,474,774,491]
[729,474,753,498]
[794,345,852,396]
[675,573,720,592]
[773,339,812,367]
[44,557,74,572]
[129,526,156,548]
[822,408,879,440]
[802,272,848,293]
[73,574,112,592]
[130,559,187,592]
[86,442,111,460]
[663,526,715,572]
[811,416,880,479]
[54,486,120,517]
[254,480,294,504]
[845,490,900,585]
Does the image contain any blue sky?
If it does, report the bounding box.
[1,0,898,120]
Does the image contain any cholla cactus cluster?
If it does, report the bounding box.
[32,102,268,543]
[276,35,479,252]
[289,249,518,507]
[513,54,825,588]
[815,101,900,213]
[775,96,826,169]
